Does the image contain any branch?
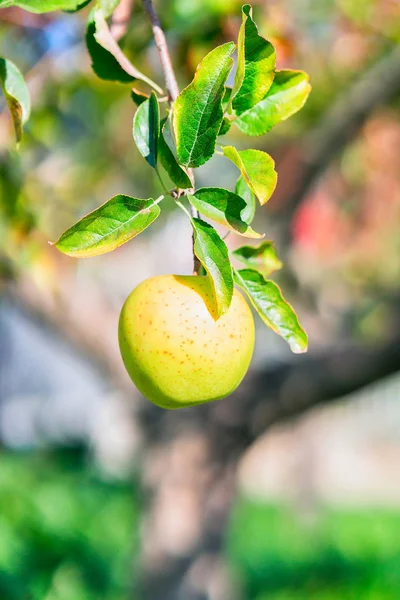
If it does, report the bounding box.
[140,324,400,464]
[223,332,400,447]
[141,0,179,102]
[140,0,200,274]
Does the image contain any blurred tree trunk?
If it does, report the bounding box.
[137,330,400,600]
[138,420,238,600]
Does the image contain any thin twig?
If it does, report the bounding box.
[190,219,202,274]
[187,169,201,274]
[141,0,179,102]
[141,0,201,274]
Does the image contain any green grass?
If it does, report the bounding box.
[2,450,400,600]
[227,499,400,600]
[0,448,137,600]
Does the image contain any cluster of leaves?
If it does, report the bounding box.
[0,1,310,353]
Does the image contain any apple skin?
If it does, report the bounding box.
[118,274,255,409]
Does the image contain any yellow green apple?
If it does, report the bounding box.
[118,274,254,409]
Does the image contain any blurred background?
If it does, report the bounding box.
[0,0,400,599]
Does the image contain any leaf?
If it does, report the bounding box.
[234,269,308,353]
[232,241,283,277]
[231,4,276,114]
[159,119,192,189]
[235,175,256,224]
[174,42,235,168]
[0,58,30,144]
[218,117,231,136]
[86,9,134,83]
[188,188,263,239]
[0,0,90,11]
[86,8,163,92]
[132,92,160,168]
[222,86,232,108]
[161,113,177,155]
[235,70,311,136]
[54,195,161,257]
[63,0,93,12]
[222,146,277,206]
[131,88,149,106]
[191,217,233,317]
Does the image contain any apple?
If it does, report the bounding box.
[118,274,254,409]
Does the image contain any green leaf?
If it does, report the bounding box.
[191,217,234,317]
[235,175,256,224]
[0,0,90,11]
[232,241,283,277]
[234,269,308,353]
[159,119,192,189]
[0,58,30,144]
[161,113,177,155]
[231,4,276,114]
[222,146,277,205]
[86,8,163,92]
[222,86,232,109]
[235,70,311,136]
[54,195,161,258]
[132,92,160,168]
[188,188,263,239]
[218,117,231,136]
[86,9,134,83]
[174,42,235,168]
[131,88,149,106]
[63,0,92,12]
